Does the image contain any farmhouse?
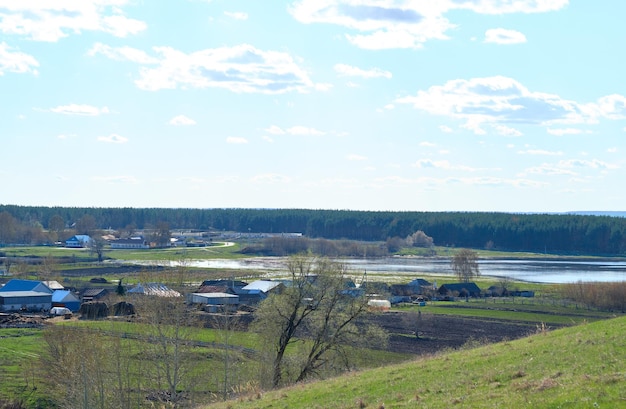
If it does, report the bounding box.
[65,235,92,248]
[81,288,109,303]
[110,236,150,249]
[438,282,482,298]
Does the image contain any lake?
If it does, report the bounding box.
[154,257,626,284]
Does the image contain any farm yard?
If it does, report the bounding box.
[1,242,625,408]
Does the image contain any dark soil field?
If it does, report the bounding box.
[369,311,541,355]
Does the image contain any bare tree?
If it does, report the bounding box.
[252,255,386,388]
[451,249,480,282]
[406,230,434,248]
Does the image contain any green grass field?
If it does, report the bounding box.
[204,315,626,409]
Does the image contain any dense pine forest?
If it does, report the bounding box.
[1,205,626,256]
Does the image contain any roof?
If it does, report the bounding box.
[52,290,80,303]
[82,288,109,297]
[201,279,248,288]
[197,285,230,294]
[438,282,481,294]
[0,279,52,293]
[43,280,65,290]
[191,292,238,299]
[408,278,432,287]
[127,283,181,297]
[67,235,91,242]
[242,280,283,293]
[0,291,53,299]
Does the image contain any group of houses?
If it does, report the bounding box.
[0,274,534,317]
[0,279,81,314]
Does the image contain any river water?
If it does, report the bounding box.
[151,257,626,284]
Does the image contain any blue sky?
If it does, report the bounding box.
[2,0,625,212]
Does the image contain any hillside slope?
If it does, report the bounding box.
[207,316,626,408]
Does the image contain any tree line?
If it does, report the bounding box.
[1,205,626,255]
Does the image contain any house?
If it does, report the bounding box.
[187,292,239,312]
[52,290,81,312]
[0,279,53,312]
[241,280,284,294]
[81,288,109,303]
[110,236,150,249]
[438,282,481,298]
[65,235,92,248]
[408,278,432,292]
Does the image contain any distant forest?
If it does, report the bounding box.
[1,205,626,256]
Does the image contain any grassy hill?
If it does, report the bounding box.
[205,316,626,409]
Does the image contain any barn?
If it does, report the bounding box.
[0,291,52,312]
[52,290,81,312]
[0,279,54,312]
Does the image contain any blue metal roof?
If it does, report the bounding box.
[0,279,52,293]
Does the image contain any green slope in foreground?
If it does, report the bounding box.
[207,316,626,409]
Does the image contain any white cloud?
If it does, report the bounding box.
[49,104,110,116]
[251,173,292,183]
[412,159,476,171]
[0,42,38,75]
[559,158,618,170]
[265,125,286,135]
[484,28,527,44]
[439,125,453,133]
[91,43,317,94]
[420,141,436,147]
[395,76,626,132]
[521,157,618,176]
[224,11,248,20]
[87,42,158,64]
[334,63,391,79]
[289,0,567,50]
[517,149,563,156]
[97,134,128,144]
[493,124,522,137]
[168,115,196,126]
[0,1,146,42]
[226,136,248,144]
[347,154,367,161]
[286,126,325,136]
[92,175,138,184]
[547,128,584,136]
[267,125,326,136]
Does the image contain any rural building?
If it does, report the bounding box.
[438,282,482,298]
[65,235,92,248]
[0,279,53,294]
[0,291,52,312]
[81,288,109,303]
[52,290,81,312]
[241,280,284,295]
[0,279,54,311]
[127,283,181,297]
[110,236,150,249]
[188,292,239,307]
[43,280,65,291]
[201,279,248,289]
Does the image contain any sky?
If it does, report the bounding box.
[2,1,626,213]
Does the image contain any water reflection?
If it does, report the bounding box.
[133,257,626,284]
